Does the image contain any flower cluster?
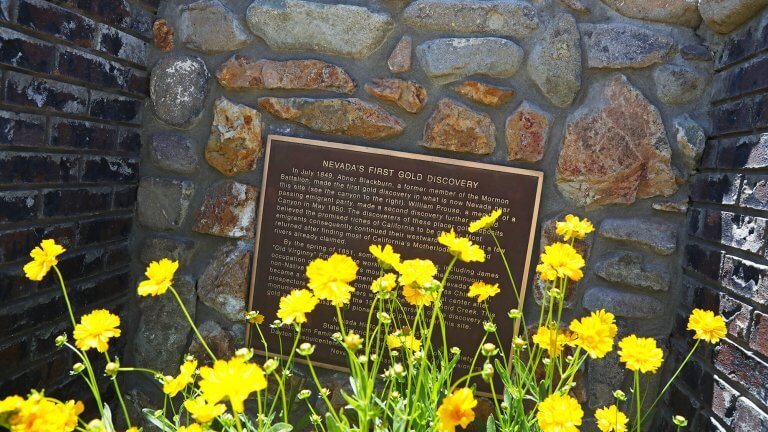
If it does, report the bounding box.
[0,392,83,432]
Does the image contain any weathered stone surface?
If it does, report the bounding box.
[216,55,355,94]
[652,200,689,213]
[595,251,671,291]
[193,180,258,239]
[205,98,263,177]
[150,56,209,128]
[137,177,194,231]
[675,115,706,172]
[364,78,427,114]
[198,242,252,322]
[452,81,514,106]
[583,287,664,318]
[189,321,238,365]
[258,97,405,140]
[599,217,678,255]
[388,36,412,73]
[559,0,589,14]
[556,75,678,207]
[150,133,199,174]
[140,236,195,265]
[580,24,674,69]
[245,0,393,59]
[700,0,768,33]
[403,0,538,38]
[681,44,713,61]
[527,13,581,108]
[179,0,252,53]
[587,353,625,408]
[506,101,551,162]
[152,19,174,52]
[654,64,706,105]
[416,38,524,85]
[134,275,195,374]
[422,99,495,154]
[600,0,701,26]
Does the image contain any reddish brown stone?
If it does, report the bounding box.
[193,180,257,239]
[216,55,355,94]
[152,19,174,52]
[505,101,551,162]
[387,35,412,73]
[205,97,263,176]
[364,78,427,113]
[422,98,495,154]
[452,81,514,106]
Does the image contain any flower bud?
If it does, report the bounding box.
[507,309,522,319]
[320,388,330,397]
[450,347,461,355]
[297,342,315,356]
[55,334,67,347]
[71,363,85,374]
[310,414,321,425]
[377,312,392,324]
[391,391,400,399]
[245,311,265,325]
[271,319,283,328]
[331,332,343,342]
[483,322,497,333]
[369,354,378,361]
[235,347,254,361]
[263,358,278,374]
[482,343,498,357]
[358,355,368,364]
[481,362,494,382]
[298,389,312,400]
[344,332,363,351]
[86,419,106,432]
[184,354,196,363]
[613,390,626,401]
[513,337,526,348]
[105,361,119,377]
[672,416,688,427]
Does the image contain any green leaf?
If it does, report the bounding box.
[269,422,293,432]
[141,409,176,432]
[486,414,496,432]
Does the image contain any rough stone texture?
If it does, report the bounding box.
[654,64,706,105]
[452,81,514,106]
[599,217,678,255]
[416,38,524,85]
[388,36,412,73]
[205,97,263,177]
[193,180,258,239]
[179,0,252,54]
[699,0,768,33]
[595,251,671,291]
[681,44,713,61]
[134,275,195,375]
[556,75,678,207]
[675,115,706,172]
[245,0,394,59]
[150,133,199,174]
[137,177,194,231]
[600,0,701,27]
[152,19,174,52]
[150,55,209,128]
[505,101,551,162]
[216,55,355,94]
[422,98,495,154]
[527,13,581,108]
[653,200,689,213]
[580,24,675,69]
[258,97,405,140]
[188,320,238,365]
[559,0,590,14]
[587,353,625,408]
[582,286,664,318]
[140,236,195,265]
[364,78,427,114]
[403,0,539,38]
[198,242,253,322]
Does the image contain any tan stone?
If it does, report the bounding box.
[388,36,412,73]
[506,101,551,162]
[452,81,514,106]
[557,76,677,207]
[559,0,590,14]
[258,97,405,140]
[601,0,701,27]
[193,180,257,239]
[364,78,427,113]
[205,97,263,176]
[422,98,495,155]
[216,55,355,94]
[652,200,688,213]
[152,19,174,52]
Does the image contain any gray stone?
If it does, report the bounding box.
[416,37,524,84]
[587,353,625,408]
[599,217,678,255]
[198,242,252,322]
[188,320,239,365]
[137,177,195,231]
[403,0,539,38]
[134,275,196,375]
[600,0,701,27]
[245,0,393,59]
[580,24,674,69]
[582,286,664,318]
[140,236,195,265]
[150,55,209,128]
[149,133,199,174]
[675,115,706,172]
[700,0,768,34]
[595,251,671,291]
[193,180,258,239]
[388,36,412,73]
[527,13,581,108]
[179,0,252,54]
[681,44,713,61]
[652,200,689,213]
[654,64,706,105]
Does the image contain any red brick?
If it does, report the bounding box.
[118,128,141,153]
[0,152,79,185]
[50,118,117,150]
[81,156,138,183]
[96,24,147,65]
[720,254,768,305]
[77,215,132,245]
[113,185,137,209]
[15,0,98,48]
[0,191,39,223]
[42,187,112,217]
[0,110,46,147]
[4,72,88,114]
[685,243,724,282]
[751,312,768,358]
[732,397,768,430]
[714,340,768,405]
[711,377,738,426]
[0,27,54,73]
[718,294,752,341]
[88,90,142,123]
[55,47,145,94]
[0,223,76,263]
[714,133,768,170]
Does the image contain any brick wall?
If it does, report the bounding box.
[0,0,152,397]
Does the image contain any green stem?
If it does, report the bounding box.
[53,266,76,329]
[170,287,216,361]
[640,340,701,425]
[635,371,642,432]
[105,352,131,428]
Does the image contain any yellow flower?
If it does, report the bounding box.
[395,259,437,286]
[467,281,500,303]
[595,405,628,432]
[468,209,502,233]
[386,333,421,351]
[126,428,140,432]
[687,309,727,344]
[23,239,65,281]
[6,393,84,432]
[184,397,226,423]
[246,311,265,325]
[0,395,23,413]
[369,244,401,269]
[532,326,573,357]
[138,259,179,296]
[618,335,664,374]
[402,283,435,307]
[177,424,203,432]
[163,359,197,397]
[569,310,618,359]
[437,229,486,262]
[199,357,267,413]
[555,214,595,241]
[536,242,585,282]
[277,289,318,324]
[73,309,121,352]
[436,387,477,432]
[306,254,357,306]
[371,273,398,293]
[536,393,583,432]
[344,331,363,351]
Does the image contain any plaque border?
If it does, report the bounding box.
[246,135,544,394]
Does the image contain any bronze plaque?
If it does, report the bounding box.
[247,135,542,390]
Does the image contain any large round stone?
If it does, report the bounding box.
[150,55,209,128]
[527,13,581,108]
